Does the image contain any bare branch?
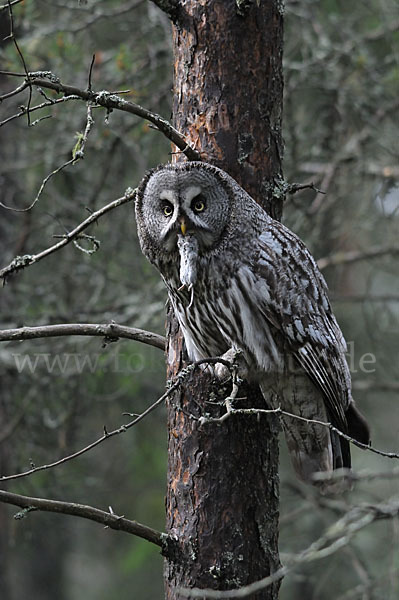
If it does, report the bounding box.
[0,188,136,282]
[0,0,23,10]
[199,405,399,461]
[0,157,76,212]
[0,358,230,482]
[1,73,200,160]
[0,489,165,548]
[0,95,80,128]
[5,0,33,124]
[0,323,166,350]
[0,390,168,481]
[287,181,325,195]
[1,100,95,212]
[0,80,28,101]
[317,245,399,270]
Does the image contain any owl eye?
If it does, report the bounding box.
[192,195,206,213]
[162,201,173,217]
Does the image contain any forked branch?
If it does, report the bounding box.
[0,188,136,282]
[0,74,200,160]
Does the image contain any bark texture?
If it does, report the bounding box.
[172,0,284,218]
[164,2,284,598]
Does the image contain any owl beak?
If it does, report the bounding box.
[180,217,187,236]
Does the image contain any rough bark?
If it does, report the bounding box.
[164,2,284,599]
[171,0,284,218]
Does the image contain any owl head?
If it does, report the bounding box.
[135,162,238,264]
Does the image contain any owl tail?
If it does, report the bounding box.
[259,373,335,485]
[346,400,371,446]
[258,374,368,492]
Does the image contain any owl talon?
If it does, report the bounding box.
[188,286,194,309]
[214,348,248,381]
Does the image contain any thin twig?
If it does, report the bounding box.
[0,323,166,350]
[0,79,28,101]
[0,489,166,548]
[287,181,325,195]
[87,54,96,92]
[0,157,76,212]
[0,188,136,282]
[0,0,23,10]
[1,98,95,213]
[199,405,399,461]
[0,357,230,482]
[0,95,80,128]
[0,380,174,482]
[5,0,32,125]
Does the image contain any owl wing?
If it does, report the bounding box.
[255,222,351,441]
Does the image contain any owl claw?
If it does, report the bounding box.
[177,283,195,308]
[214,348,248,381]
[188,286,194,309]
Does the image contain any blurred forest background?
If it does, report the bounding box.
[0,1,398,599]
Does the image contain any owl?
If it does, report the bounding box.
[135,161,370,484]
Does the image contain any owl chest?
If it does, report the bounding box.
[169,265,282,373]
[166,261,249,356]
[170,276,233,360]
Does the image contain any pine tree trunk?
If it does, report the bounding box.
[164,2,284,598]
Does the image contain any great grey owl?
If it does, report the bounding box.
[135,161,370,484]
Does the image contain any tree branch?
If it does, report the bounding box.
[0,74,200,160]
[0,381,172,482]
[0,188,136,282]
[0,0,23,10]
[286,181,325,195]
[0,323,166,350]
[0,94,80,128]
[0,358,231,482]
[0,489,165,548]
[199,405,399,461]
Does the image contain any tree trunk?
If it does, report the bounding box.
[164,2,284,598]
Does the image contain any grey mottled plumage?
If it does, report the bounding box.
[135,161,370,484]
